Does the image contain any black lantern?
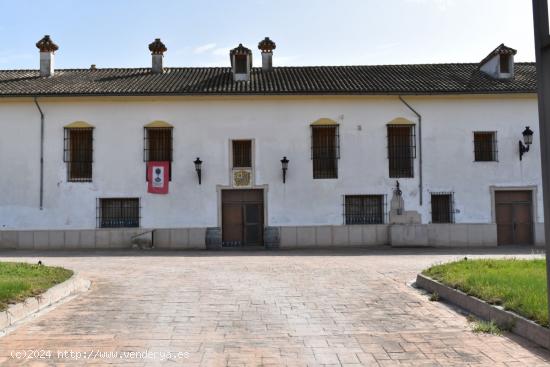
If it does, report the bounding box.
[280,156,289,183]
[194,157,202,184]
[519,126,534,161]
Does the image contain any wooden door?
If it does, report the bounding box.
[495,191,533,245]
[222,190,264,247]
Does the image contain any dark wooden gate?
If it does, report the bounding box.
[222,189,264,247]
[495,190,533,245]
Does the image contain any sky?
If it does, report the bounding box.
[0,0,538,69]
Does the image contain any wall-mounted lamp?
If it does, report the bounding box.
[519,126,534,161]
[280,156,289,183]
[194,157,202,184]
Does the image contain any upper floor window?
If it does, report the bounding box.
[97,198,140,228]
[500,54,511,73]
[63,123,93,182]
[144,122,173,180]
[344,195,385,225]
[431,192,454,223]
[387,124,415,178]
[311,122,340,179]
[233,140,252,168]
[474,131,498,162]
[235,54,248,74]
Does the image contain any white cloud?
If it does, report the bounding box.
[193,43,217,54]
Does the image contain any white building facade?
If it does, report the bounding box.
[0,37,543,249]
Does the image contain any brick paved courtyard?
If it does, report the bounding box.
[0,248,548,366]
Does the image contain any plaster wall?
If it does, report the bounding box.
[0,95,542,234]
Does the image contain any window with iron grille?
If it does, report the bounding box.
[233,140,252,168]
[474,132,498,161]
[144,127,173,180]
[63,127,93,182]
[431,192,454,223]
[344,195,386,225]
[311,125,340,179]
[97,198,140,228]
[387,125,415,178]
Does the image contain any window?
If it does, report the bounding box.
[500,54,510,73]
[344,195,385,224]
[387,124,415,178]
[474,131,498,161]
[232,140,252,168]
[311,125,340,179]
[97,198,140,228]
[63,127,93,182]
[235,54,248,74]
[144,127,173,180]
[431,193,454,223]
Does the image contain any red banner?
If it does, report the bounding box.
[147,161,169,194]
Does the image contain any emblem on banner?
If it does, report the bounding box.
[147,161,169,194]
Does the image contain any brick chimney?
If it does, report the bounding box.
[148,38,167,74]
[258,37,276,71]
[35,35,58,77]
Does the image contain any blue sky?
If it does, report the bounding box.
[0,0,536,69]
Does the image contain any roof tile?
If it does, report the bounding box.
[0,64,536,97]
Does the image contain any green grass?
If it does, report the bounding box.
[423,258,548,327]
[471,319,503,335]
[0,262,73,311]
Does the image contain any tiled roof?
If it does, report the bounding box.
[0,63,536,97]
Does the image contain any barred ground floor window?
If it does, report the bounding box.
[430,192,454,223]
[97,198,140,228]
[344,195,386,225]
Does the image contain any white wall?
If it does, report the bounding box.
[0,94,542,230]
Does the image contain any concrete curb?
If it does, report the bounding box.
[0,272,91,332]
[416,273,550,350]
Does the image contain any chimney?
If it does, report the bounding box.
[35,35,58,77]
[148,38,167,74]
[258,37,276,71]
[230,44,252,81]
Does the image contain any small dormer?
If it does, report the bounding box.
[230,44,252,81]
[479,44,517,80]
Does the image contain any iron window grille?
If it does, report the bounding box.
[474,131,498,161]
[311,125,340,179]
[144,127,173,180]
[63,127,93,182]
[233,140,252,168]
[344,195,387,225]
[97,198,140,228]
[430,192,455,223]
[387,124,416,178]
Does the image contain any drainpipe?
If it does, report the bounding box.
[33,97,44,210]
[398,96,423,206]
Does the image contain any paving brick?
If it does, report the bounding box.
[0,248,546,366]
